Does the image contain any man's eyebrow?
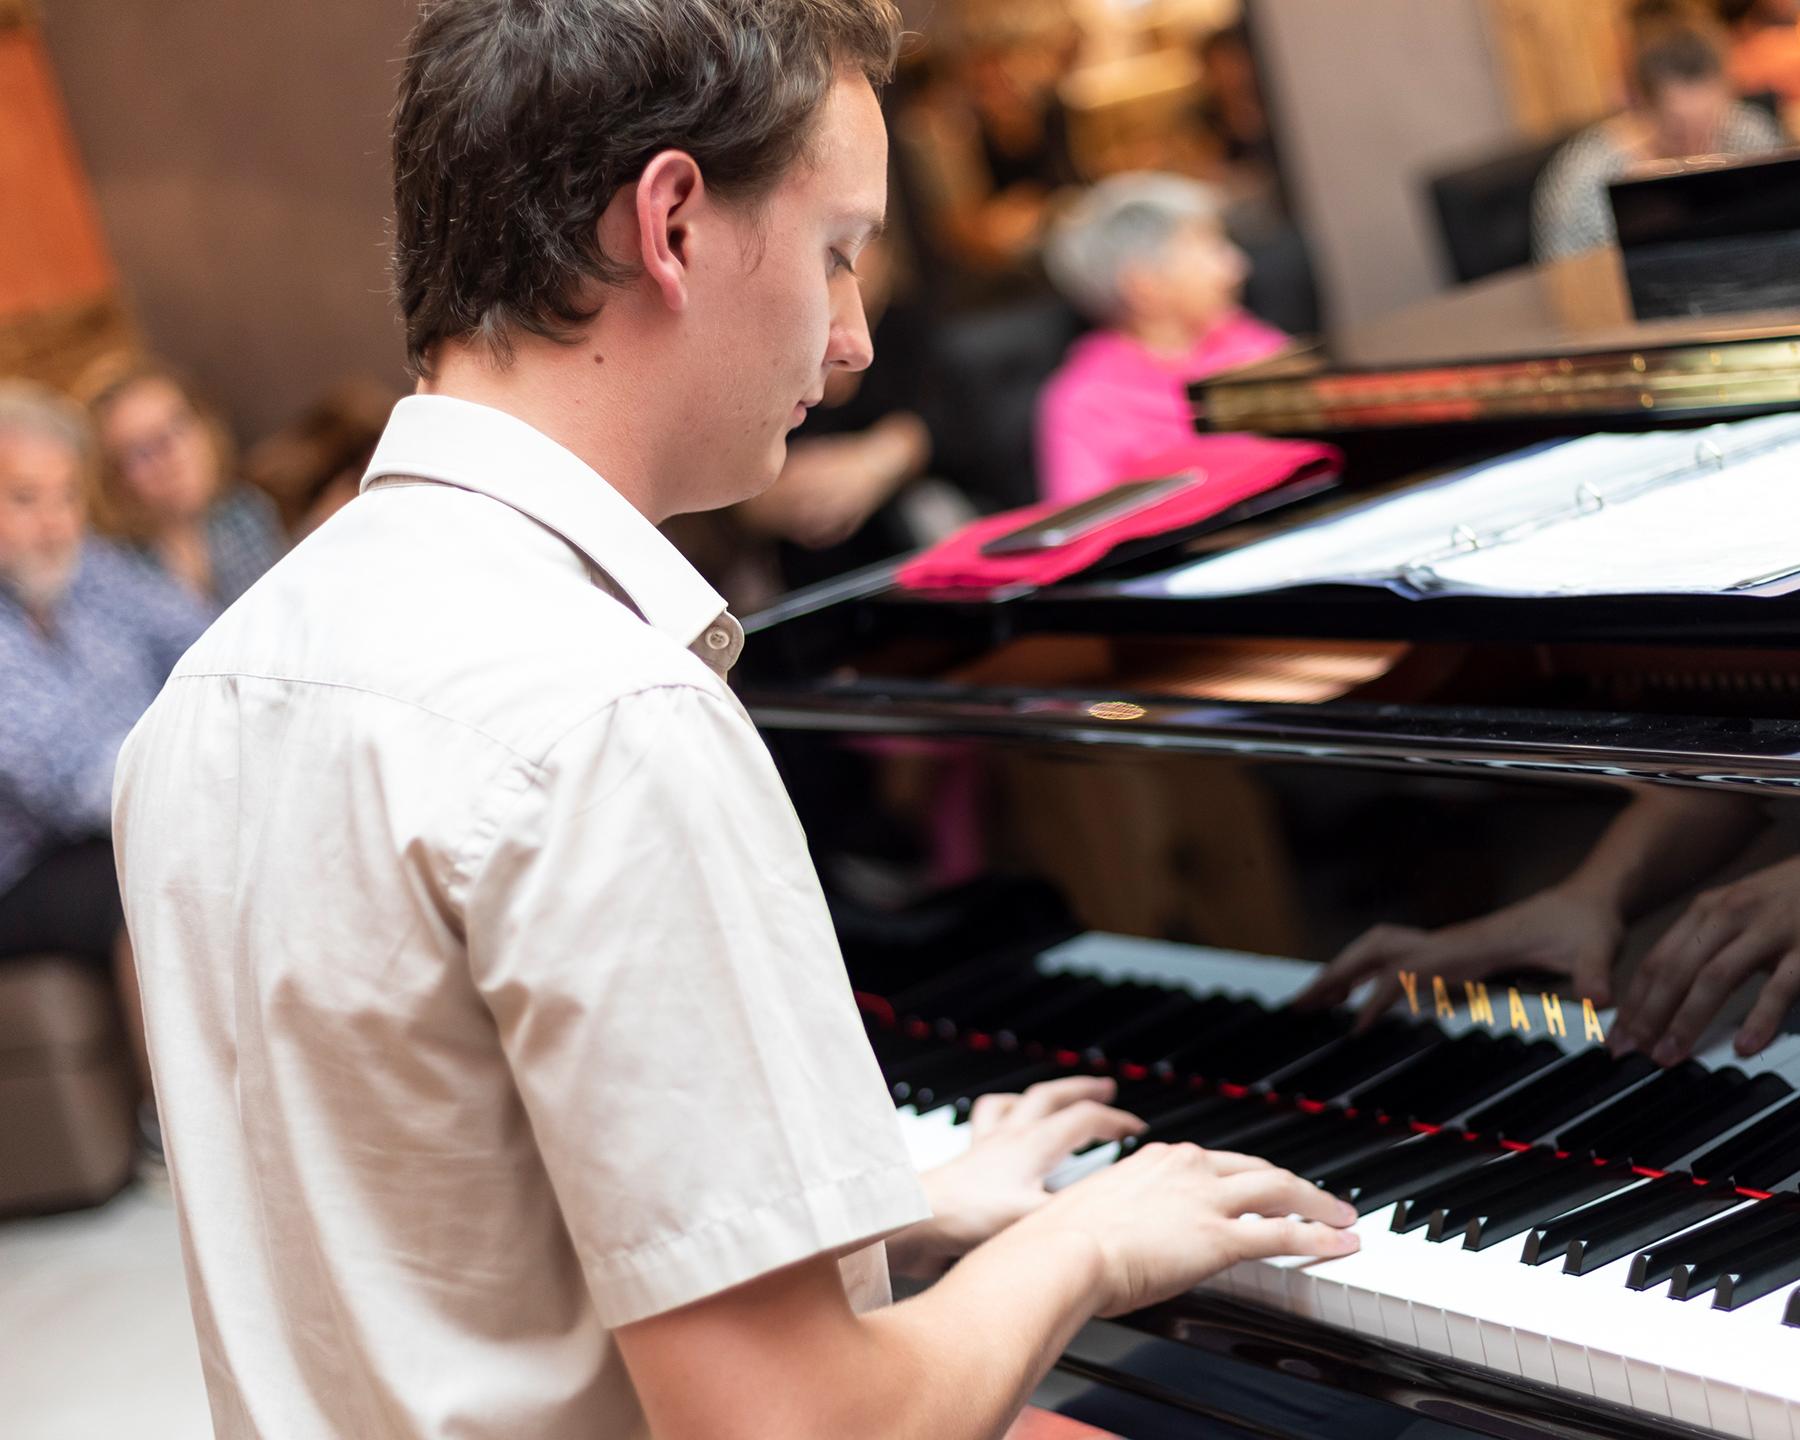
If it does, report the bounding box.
[840,212,887,242]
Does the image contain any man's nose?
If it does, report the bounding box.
[827,292,875,373]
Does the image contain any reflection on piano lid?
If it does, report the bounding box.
[875,936,1800,1439]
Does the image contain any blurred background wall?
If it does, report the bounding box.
[38,0,415,433]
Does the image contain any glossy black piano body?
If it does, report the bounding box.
[745,554,1800,1437]
[738,258,1800,1436]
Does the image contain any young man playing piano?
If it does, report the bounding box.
[111,3,1358,1435]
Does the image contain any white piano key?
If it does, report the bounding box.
[1348,1284,1387,1339]
[1378,1293,1417,1348]
[1410,1301,1451,1356]
[1589,1350,1633,1409]
[1549,1338,1593,1398]
[1444,1310,1487,1366]
[1747,1389,1797,1440]
[1625,1358,1673,1420]
[1668,1370,1714,1431]
[1477,1319,1523,1378]
[1709,1384,1754,1440]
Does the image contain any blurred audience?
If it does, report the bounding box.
[1717,0,1800,110]
[1532,0,1783,261]
[1036,173,1288,505]
[0,381,210,1148]
[895,5,1083,296]
[242,378,400,539]
[1194,22,1278,192]
[84,359,286,613]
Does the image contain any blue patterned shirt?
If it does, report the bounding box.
[0,540,210,893]
[129,485,287,614]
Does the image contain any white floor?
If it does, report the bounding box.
[0,1183,212,1439]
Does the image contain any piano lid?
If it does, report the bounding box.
[1196,249,1800,437]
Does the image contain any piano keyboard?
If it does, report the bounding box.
[869,936,1800,1440]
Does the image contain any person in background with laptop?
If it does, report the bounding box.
[1034,173,1289,506]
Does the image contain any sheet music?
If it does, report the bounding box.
[1144,412,1800,600]
[1429,444,1800,595]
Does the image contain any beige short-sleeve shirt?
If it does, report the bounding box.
[112,395,929,1438]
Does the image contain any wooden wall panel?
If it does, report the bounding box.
[0,23,117,320]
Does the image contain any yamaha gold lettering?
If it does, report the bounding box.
[1393,969,1607,1043]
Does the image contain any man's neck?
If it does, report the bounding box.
[418,335,673,523]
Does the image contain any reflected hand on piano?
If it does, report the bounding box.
[1297,789,1797,1062]
[1614,853,1800,1066]
[1292,885,1623,1029]
[891,1075,1146,1278]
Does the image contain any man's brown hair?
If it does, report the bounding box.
[391,0,903,376]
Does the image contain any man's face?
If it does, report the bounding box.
[0,429,86,609]
[682,71,887,509]
[1649,78,1732,160]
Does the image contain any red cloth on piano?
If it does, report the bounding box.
[896,434,1340,594]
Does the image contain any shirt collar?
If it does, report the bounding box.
[362,395,733,659]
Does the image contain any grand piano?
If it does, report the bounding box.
[739,253,1800,1439]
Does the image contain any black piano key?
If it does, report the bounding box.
[1274,1017,1444,1103]
[1398,1149,1554,1236]
[1666,1200,1800,1302]
[1129,997,1268,1070]
[1111,1076,1210,1124]
[1713,1206,1800,1310]
[1628,1197,1785,1292]
[993,976,1116,1045]
[896,1050,1029,1109]
[1560,1181,1743,1276]
[1690,1092,1800,1190]
[890,963,1036,1025]
[1522,1177,1667,1266]
[1640,1071,1794,1170]
[1118,1094,1252,1153]
[1316,1131,1502,1214]
[1155,1097,1296,1150]
[1464,1049,1658,1144]
[1033,981,1167,1050]
[1461,1164,1639,1252]
[1783,1289,1800,1326]
[1160,1002,1297,1082]
[1352,1033,1562,1126]
[952,973,1074,1036]
[944,1056,1109,1119]
[1555,1061,1715,1161]
[1082,989,1213,1059]
[1235,1008,1358,1082]
[1269,1120,1407,1181]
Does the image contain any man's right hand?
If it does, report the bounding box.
[1018,1142,1360,1318]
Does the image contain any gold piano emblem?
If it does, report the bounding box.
[1087,701,1148,721]
[1397,969,1607,1044]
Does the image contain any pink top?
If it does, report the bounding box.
[1035,310,1290,504]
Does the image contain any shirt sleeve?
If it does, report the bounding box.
[461,680,930,1328]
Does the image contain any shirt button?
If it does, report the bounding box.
[705,628,731,651]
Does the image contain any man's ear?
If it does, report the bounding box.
[612,150,704,315]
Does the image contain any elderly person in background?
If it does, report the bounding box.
[0,382,209,1153]
[1035,172,1289,504]
[1532,0,1783,262]
[86,359,286,612]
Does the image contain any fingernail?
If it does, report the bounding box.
[1652,1037,1684,1066]
[1736,1027,1767,1057]
[1336,1200,1359,1225]
[1333,1229,1361,1252]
